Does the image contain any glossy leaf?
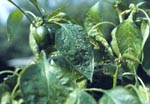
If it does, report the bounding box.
[65,89,97,104]
[7,10,23,40]
[116,20,143,62]
[98,87,141,104]
[55,24,94,80]
[20,51,76,104]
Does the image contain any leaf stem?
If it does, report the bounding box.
[84,88,105,93]
[8,0,36,27]
[88,21,116,34]
[113,64,120,88]
[25,11,36,18]
[0,70,19,76]
[35,6,43,17]
[10,76,20,103]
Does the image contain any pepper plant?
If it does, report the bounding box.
[1,0,150,104]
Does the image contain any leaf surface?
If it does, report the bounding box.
[65,89,97,104]
[55,24,94,80]
[84,0,118,52]
[20,51,76,104]
[142,35,150,76]
[29,0,39,7]
[7,10,23,40]
[111,28,120,56]
[140,21,149,48]
[116,20,142,62]
[98,87,141,104]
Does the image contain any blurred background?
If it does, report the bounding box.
[0,0,98,68]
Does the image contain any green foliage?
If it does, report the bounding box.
[65,89,97,104]
[99,87,141,104]
[84,0,118,50]
[20,51,76,104]
[7,10,23,40]
[116,20,143,62]
[111,28,120,56]
[142,35,150,75]
[55,24,94,80]
[1,0,150,104]
[29,0,39,7]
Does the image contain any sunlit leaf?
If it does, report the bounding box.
[7,10,23,40]
[98,87,141,104]
[116,20,143,62]
[55,24,94,81]
[65,89,97,104]
[20,51,76,104]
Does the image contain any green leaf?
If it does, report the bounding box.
[50,55,74,72]
[0,83,11,104]
[7,10,23,40]
[20,51,76,104]
[142,35,150,76]
[84,0,117,55]
[29,0,39,7]
[98,87,141,104]
[48,6,66,19]
[116,20,143,62]
[65,89,97,104]
[141,21,149,48]
[111,28,120,56]
[138,86,150,104]
[55,24,94,81]
[84,0,118,39]
[29,24,40,55]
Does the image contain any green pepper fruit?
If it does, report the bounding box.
[33,26,50,48]
[29,24,55,56]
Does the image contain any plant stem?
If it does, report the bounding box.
[10,77,20,103]
[0,70,19,76]
[8,0,36,27]
[84,88,105,93]
[36,6,43,17]
[113,64,120,88]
